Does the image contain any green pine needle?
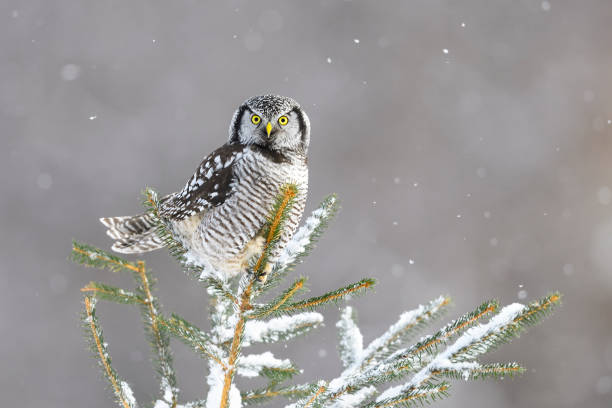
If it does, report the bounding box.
[364,383,451,408]
[361,296,452,369]
[159,314,227,368]
[71,241,139,273]
[259,364,300,383]
[81,282,145,305]
[401,299,500,360]
[82,296,138,408]
[260,193,340,293]
[454,293,561,361]
[241,383,320,406]
[435,362,525,381]
[250,184,298,278]
[248,277,307,319]
[265,278,375,317]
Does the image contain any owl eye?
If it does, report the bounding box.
[278,116,289,126]
[251,114,261,125]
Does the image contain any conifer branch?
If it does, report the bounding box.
[241,383,319,405]
[242,312,323,346]
[337,306,363,368]
[83,296,138,408]
[75,242,178,406]
[432,362,524,381]
[135,261,159,331]
[81,282,146,305]
[252,184,298,278]
[373,294,561,407]
[159,315,227,370]
[260,365,300,382]
[397,299,499,362]
[303,384,327,408]
[203,277,240,306]
[236,351,299,381]
[133,261,179,407]
[248,278,305,319]
[219,279,254,408]
[219,185,299,407]
[276,194,339,271]
[72,241,139,273]
[452,293,560,361]
[337,300,501,392]
[330,385,378,407]
[273,278,375,316]
[368,383,450,408]
[360,296,451,370]
[261,194,339,292]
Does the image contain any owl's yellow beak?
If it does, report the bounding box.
[266,122,272,138]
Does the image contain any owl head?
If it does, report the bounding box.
[229,95,311,154]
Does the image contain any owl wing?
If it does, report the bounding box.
[159,143,246,220]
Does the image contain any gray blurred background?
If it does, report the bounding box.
[1,0,611,407]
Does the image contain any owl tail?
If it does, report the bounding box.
[99,214,165,254]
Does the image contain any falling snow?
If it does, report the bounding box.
[60,64,81,81]
[598,187,612,205]
[36,173,52,190]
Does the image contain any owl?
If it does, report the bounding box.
[100,95,310,280]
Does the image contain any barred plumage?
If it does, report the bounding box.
[100,95,311,280]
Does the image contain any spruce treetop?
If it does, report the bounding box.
[72,185,560,408]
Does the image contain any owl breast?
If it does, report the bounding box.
[173,146,308,276]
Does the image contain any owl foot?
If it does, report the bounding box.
[255,263,273,283]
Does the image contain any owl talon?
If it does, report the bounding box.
[255,263,273,283]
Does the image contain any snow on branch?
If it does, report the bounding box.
[276,194,339,269]
[363,383,449,408]
[292,293,560,408]
[373,294,560,407]
[236,352,298,379]
[376,303,527,403]
[336,306,364,368]
[358,296,450,370]
[329,385,377,408]
[242,312,324,346]
[260,194,339,292]
[241,383,318,406]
